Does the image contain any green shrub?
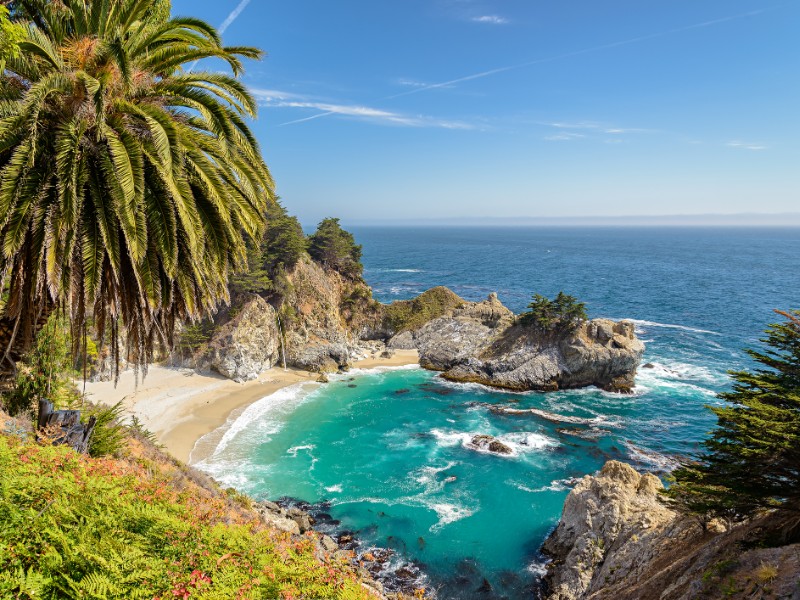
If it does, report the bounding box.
[2,315,79,416]
[0,434,370,599]
[174,321,216,360]
[383,287,465,333]
[83,401,128,458]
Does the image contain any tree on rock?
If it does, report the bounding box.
[520,292,587,333]
[308,218,363,279]
[666,310,800,524]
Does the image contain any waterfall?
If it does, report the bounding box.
[276,312,287,371]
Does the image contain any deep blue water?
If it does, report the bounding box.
[197,227,800,599]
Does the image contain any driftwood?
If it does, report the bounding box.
[37,399,96,454]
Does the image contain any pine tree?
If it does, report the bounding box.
[667,310,800,522]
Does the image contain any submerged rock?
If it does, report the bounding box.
[469,434,513,455]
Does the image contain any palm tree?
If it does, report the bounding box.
[0,0,274,384]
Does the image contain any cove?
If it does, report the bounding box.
[195,350,724,598]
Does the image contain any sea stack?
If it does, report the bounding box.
[388,292,644,393]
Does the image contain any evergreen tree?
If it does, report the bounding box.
[263,213,307,272]
[230,201,307,295]
[308,218,363,279]
[520,291,587,333]
[667,310,800,522]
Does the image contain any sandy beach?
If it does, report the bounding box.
[84,350,419,463]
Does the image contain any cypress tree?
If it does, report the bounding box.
[308,218,363,278]
[667,310,800,522]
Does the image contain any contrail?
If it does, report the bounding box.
[187,0,252,72]
[386,8,766,99]
[279,6,776,126]
[219,0,252,34]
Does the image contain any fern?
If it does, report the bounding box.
[0,434,372,599]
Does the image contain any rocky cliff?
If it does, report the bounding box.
[206,294,281,382]
[542,461,800,600]
[186,255,382,380]
[389,293,644,393]
[278,254,380,373]
[191,261,644,392]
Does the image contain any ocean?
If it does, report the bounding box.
[195,227,800,599]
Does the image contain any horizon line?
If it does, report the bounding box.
[316,212,800,228]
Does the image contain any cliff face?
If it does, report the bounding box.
[542,461,800,600]
[279,254,381,373]
[390,293,644,393]
[197,278,643,393]
[193,255,382,379]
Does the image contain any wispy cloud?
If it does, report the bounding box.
[543,121,653,137]
[727,140,768,151]
[388,7,771,99]
[394,78,455,90]
[219,0,252,34]
[544,132,585,141]
[251,88,475,129]
[471,15,509,25]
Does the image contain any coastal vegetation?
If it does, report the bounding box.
[231,200,308,297]
[0,0,274,384]
[382,286,465,334]
[667,309,800,527]
[519,292,588,333]
[0,419,372,599]
[308,217,364,279]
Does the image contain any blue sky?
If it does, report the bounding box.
[172,0,800,224]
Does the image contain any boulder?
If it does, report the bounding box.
[254,501,301,535]
[207,295,280,382]
[469,434,513,455]
[541,461,690,600]
[541,461,800,600]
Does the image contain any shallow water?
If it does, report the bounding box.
[196,227,800,598]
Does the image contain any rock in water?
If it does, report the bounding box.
[207,295,280,382]
[469,434,513,455]
[391,292,644,392]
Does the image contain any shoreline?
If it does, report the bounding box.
[84,350,419,463]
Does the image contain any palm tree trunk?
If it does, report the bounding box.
[0,300,56,390]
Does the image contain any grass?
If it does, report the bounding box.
[382,286,465,334]
[0,431,371,599]
[754,562,779,584]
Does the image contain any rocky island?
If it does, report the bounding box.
[386,292,644,393]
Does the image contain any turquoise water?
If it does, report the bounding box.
[196,227,800,599]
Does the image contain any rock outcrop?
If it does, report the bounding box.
[469,434,513,455]
[542,461,800,600]
[207,294,281,382]
[280,255,379,373]
[390,293,644,392]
